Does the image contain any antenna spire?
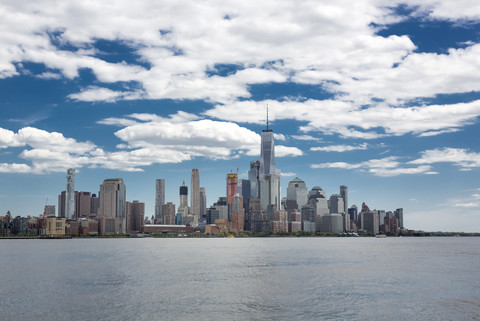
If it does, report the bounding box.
[266,104,269,131]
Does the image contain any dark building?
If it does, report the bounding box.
[90,193,100,216]
[238,179,251,213]
[126,200,145,233]
[348,206,358,222]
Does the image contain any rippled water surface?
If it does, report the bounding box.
[1,237,479,320]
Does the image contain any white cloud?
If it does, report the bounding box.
[0,0,480,171]
[1,0,478,110]
[291,135,322,141]
[311,146,480,176]
[0,163,32,173]
[454,202,480,208]
[274,133,286,141]
[36,72,62,80]
[311,156,434,177]
[0,109,303,173]
[281,172,296,177]
[311,143,368,152]
[409,148,480,169]
[68,86,142,102]
[206,99,480,139]
[276,145,303,157]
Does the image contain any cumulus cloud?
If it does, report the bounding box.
[206,99,480,139]
[0,163,32,173]
[0,109,305,174]
[311,146,480,176]
[1,0,480,167]
[110,112,303,160]
[311,156,435,177]
[311,143,368,152]
[409,148,480,169]
[1,0,479,110]
[291,135,322,141]
[68,86,143,102]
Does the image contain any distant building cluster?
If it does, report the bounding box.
[0,119,405,237]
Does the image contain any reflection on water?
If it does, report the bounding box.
[1,237,479,320]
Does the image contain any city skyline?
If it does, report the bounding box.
[0,1,480,232]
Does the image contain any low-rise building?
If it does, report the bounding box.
[46,217,66,236]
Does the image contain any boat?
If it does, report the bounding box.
[375,234,387,238]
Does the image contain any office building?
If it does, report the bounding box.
[340,185,348,214]
[179,181,188,209]
[286,177,308,210]
[155,179,165,222]
[395,208,404,228]
[65,168,75,220]
[162,202,176,225]
[230,193,244,233]
[318,214,344,233]
[58,191,66,218]
[97,178,126,234]
[329,194,344,214]
[227,173,238,204]
[361,210,379,235]
[200,187,207,217]
[44,205,56,217]
[90,194,100,216]
[126,200,145,233]
[349,205,358,222]
[46,217,66,236]
[75,191,91,219]
[190,169,200,221]
[238,179,251,212]
[248,161,260,198]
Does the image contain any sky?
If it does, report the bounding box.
[1,1,480,232]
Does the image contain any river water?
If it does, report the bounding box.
[1,237,479,320]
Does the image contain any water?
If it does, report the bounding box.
[1,237,479,320]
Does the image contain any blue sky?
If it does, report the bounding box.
[1,1,480,232]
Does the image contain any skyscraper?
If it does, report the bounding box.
[58,191,66,218]
[126,200,145,233]
[248,161,260,198]
[286,177,308,210]
[65,168,75,220]
[238,179,251,212]
[162,202,176,225]
[226,173,238,204]
[329,194,344,214]
[230,193,244,233]
[75,191,91,219]
[98,178,126,234]
[44,205,56,217]
[90,193,100,216]
[340,185,348,214]
[179,181,188,209]
[199,187,206,217]
[259,120,280,214]
[155,179,165,222]
[190,169,200,221]
[395,208,404,228]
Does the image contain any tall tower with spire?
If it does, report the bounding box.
[259,106,281,215]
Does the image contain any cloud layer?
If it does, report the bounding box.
[311,147,480,176]
[0,112,302,173]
